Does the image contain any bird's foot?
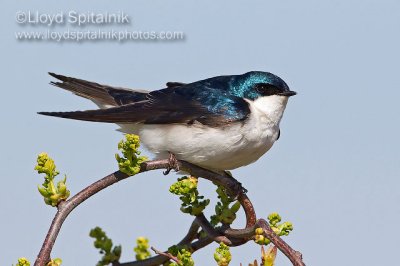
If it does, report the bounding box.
[232,181,248,196]
[163,152,180,175]
[223,171,248,195]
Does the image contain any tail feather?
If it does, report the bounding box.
[48,72,149,107]
[38,103,146,123]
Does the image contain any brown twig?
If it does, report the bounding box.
[34,159,305,266]
[151,246,180,263]
[195,214,232,245]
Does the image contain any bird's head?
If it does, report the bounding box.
[232,71,296,124]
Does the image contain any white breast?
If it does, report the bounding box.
[118,95,288,171]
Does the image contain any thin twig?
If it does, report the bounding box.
[195,214,232,245]
[151,247,180,263]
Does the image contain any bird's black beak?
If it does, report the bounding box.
[278,91,297,97]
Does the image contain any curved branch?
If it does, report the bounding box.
[34,171,129,266]
[34,159,305,266]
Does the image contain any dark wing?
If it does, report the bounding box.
[39,86,250,127]
[48,73,149,106]
[166,81,186,88]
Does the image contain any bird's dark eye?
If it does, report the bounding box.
[255,83,282,96]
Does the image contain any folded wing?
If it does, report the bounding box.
[40,74,250,127]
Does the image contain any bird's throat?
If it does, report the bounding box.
[251,95,288,125]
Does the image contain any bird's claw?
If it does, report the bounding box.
[223,171,247,195]
[232,183,248,199]
[163,152,180,175]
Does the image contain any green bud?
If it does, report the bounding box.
[115,134,147,176]
[48,181,57,195]
[263,238,271,245]
[35,153,69,207]
[277,222,293,236]
[267,213,281,226]
[171,249,194,266]
[214,243,231,266]
[16,257,30,266]
[89,226,121,265]
[170,176,209,216]
[57,182,66,195]
[44,197,52,206]
[38,186,49,197]
[134,237,151,261]
[267,213,293,236]
[49,194,60,202]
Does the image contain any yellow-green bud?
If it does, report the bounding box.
[262,246,277,266]
[255,234,265,244]
[16,257,31,266]
[58,182,66,195]
[46,258,62,266]
[255,227,264,235]
[38,186,49,197]
[268,212,281,226]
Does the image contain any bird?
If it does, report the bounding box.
[39,71,296,172]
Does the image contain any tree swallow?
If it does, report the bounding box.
[39,71,296,171]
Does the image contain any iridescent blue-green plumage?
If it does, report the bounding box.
[39,71,292,127]
[143,71,291,124]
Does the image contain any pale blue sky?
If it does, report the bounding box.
[1,1,400,265]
